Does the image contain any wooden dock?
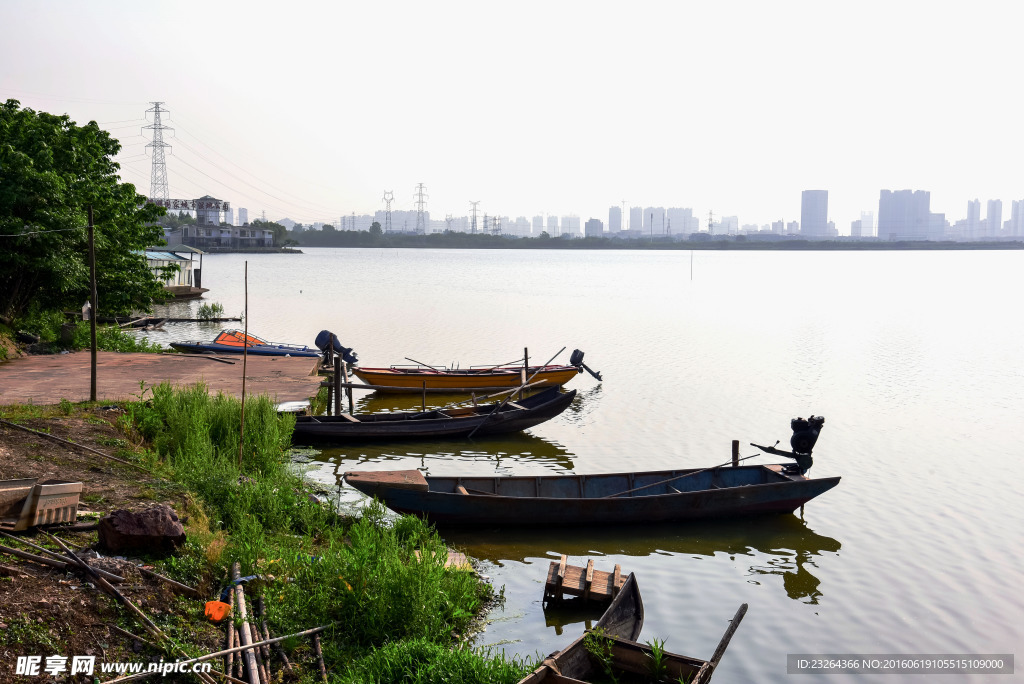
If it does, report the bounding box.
[543,555,626,605]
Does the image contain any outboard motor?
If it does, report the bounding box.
[569,349,603,381]
[314,330,358,366]
[751,415,825,475]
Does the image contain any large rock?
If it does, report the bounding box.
[97,505,186,554]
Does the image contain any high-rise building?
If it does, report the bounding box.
[966,199,981,240]
[546,215,559,237]
[987,199,1003,238]
[608,206,622,232]
[878,189,933,240]
[1011,200,1024,237]
[238,207,249,225]
[561,216,580,236]
[860,211,874,238]
[666,208,695,235]
[532,216,544,235]
[584,218,603,237]
[642,207,665,235]
[800,190,828,237]
[629,206,643,233]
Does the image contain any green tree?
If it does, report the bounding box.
[0,100,168,319]
[369,221,383,238]
[252,219,287,246]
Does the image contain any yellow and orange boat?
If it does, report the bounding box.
[350,363,582,392]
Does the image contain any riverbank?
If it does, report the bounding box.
[0,389,533,683]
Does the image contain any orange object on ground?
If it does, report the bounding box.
[204,600,231,622]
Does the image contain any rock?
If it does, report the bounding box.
[15,330,40,344]
[97,505,186,554]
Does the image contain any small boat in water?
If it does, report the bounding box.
[350,349,602,393]
[170,329,321,357]
[519,572,746,684]
[344,463,840,525]
[292,386,576,444]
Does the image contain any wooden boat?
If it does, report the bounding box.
[520,572,746,684]
[343,463,840,525]
[169,329,321,357]
[350,363,582,392]
[292,387,576,443]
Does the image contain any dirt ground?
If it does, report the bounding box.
[0,410,221,683]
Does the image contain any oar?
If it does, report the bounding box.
[601,453,762,499]
[404,357,445,372]
[466,347,566,439]
[467,356,525,374]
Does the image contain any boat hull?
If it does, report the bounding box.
[351,365,580,390]
[292,387,576,443]
[344,464,840,526]
[169,341,321,357]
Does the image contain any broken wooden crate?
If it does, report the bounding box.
[543,554,627,606]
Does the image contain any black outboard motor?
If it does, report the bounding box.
[314,330,358,366]
[569,349,603,381]
[751,415,824,475]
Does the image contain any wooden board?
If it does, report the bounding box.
[544,556,625,603]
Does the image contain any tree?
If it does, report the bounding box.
[369,221,383,238]
[0,100,168,319]
[252,219,287,245]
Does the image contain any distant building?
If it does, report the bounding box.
[532,215,544,235]
[608,206,622,232]
[546,215,559,237]
[642,207,665,235]
[1011,200,1024,237]
[238,207,248,225]
[667,207,696,235]
[180,225,274,249]
[860,211,875,238]
[772,220,784,234]
[987,199,1002,239]
[800,190,829,237]
[878,189,938,240]
[629,206,643,233]
[561,216,581,237]
[584,218,603,237]
[966,199,981,240]
[719,216,738,235]
[851,219,863,237]
[787,221,800,235]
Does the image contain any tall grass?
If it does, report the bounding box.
[123,383,523,681]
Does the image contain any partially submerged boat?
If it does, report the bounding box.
[520,572,746,684]
[292,386,577,444]
[343,463,840,525]
[169,329,321,357]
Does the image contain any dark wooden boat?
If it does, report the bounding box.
[170,329,321,357]
[520,572,746,684]
[351,363,582,392]
[291,387,576,443]
[343,463,840,525]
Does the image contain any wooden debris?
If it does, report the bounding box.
[543,555,627,605]
[137,565,201,599]
[232,561,260,684]
[312,632,329,684]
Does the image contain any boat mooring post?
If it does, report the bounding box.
[732,440,739,467]
[334,357,342,416]
[421,381,426,412]
[341,360,354,414]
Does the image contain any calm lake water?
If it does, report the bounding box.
[150,247,1024,682]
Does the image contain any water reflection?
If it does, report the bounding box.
[310,431,577,473]
[445,515,840,605]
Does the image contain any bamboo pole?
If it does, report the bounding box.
[0,534,124,583]
[0,419,148,471]
[467,347,565,439]
[225,586,236,678]
[88,205,97,402]
[101,625,331,684]
[237,261,248,468]
[601,454,761,499]
[340,360,354,413]
[231,562,260,684]
[256,596,292,673]
[249,622,269,684]
[137,565,201,598]
[312,632,328,684]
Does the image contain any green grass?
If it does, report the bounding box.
[120,382,527,682]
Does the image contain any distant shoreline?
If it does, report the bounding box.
[287,234,1024,251]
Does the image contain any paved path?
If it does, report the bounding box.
[0,351,322,405]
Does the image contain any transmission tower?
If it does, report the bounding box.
[445,214,453,232]
[382,191,394,233]
[469,201,480,233]
[493,216,502,235]
[708,210,714,235]
[414,183,428,234]
[351,211,356,231]
[144,102,173,201]
[482,214,489,234]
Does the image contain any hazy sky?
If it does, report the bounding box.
[3,1,1022,232]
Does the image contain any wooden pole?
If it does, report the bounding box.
[522,347,528,400]
[88,205,97,402]
[334,356,342,417]
[341,360,354,413]
[421,381,426,412]
[238,261,248,468]
[732,440,739,467]
[226,586,236,678]
[312,632,329,684]
[601,453,762,499]
[0,418,148,471]
[232,562,260,684]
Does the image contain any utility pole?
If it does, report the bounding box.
[382,191,394,233]
[144,102,172,201]
[414,183,428,234]
[708,210,714,235]
[88,206,97,402]
[469,201,480,234]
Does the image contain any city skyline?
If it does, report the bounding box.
[3,2,1023,234]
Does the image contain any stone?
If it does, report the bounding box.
[97,505,186,554]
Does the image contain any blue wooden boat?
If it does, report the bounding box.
[343,463,840,526]
[169,329,321,357]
